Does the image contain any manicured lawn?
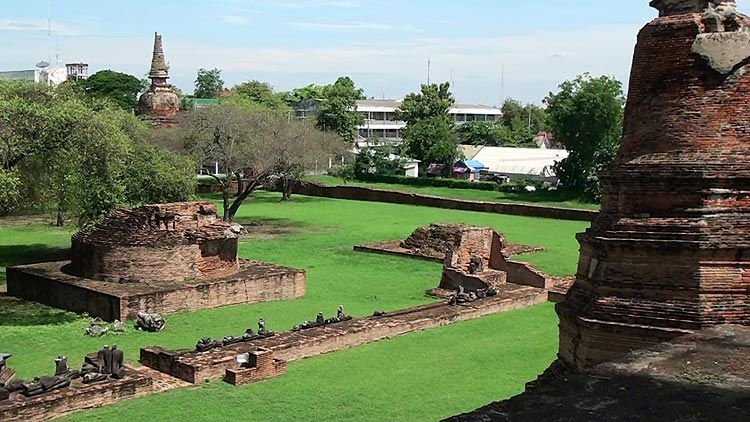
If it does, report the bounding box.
[0,192,588,421]
[310,175,601,211]
[62,304,558,422]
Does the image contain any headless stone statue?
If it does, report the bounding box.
[110,345,125,379]
[316,312,325,325]
[337,305,346,320]
[97,345,112,374]
[54,356,69,376]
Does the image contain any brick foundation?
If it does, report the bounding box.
[7,260,306,322]
[141,284,548,384]
[224,348,287,386]
[0,368,153,422]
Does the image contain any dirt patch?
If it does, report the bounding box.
[235,220,315,240]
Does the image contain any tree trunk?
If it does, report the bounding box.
[224,178,262,222]
[281,177,292,202]
[56,210,65,227]
[235,173,243,197]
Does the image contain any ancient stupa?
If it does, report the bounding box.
[557,0,750,370]
[138,32,180,127]
[8,202,306,321]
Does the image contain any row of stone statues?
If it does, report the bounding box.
[0,346,125,400]
[447,285,498,306]
[195,319,274,353]
[84,313,164,338]
[292,305,352,332]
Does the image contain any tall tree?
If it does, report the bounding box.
[546,73,625,200]
[183,105,343,220]
[279,84,327,106]
[194,68,224,99]
[226,80,289,112]
[316,76,365,143]
[79,70,143,112]
[396,82,460,170]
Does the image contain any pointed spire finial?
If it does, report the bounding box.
[149,32,169,80]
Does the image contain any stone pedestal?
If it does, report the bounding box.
[557,7,750,370]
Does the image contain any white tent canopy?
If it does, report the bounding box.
[468,146,568,179]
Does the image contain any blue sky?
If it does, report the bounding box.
[1,0,663,105]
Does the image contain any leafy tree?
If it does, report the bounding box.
[316,77,365,143]
[396,82,460,170]
[279,84,327,106]
[183,105,344,220]
[0,80,88,172]
[0,168,21,216]
[395,82,454,125]
[456,121,506,146]
[123,141,196,205]
[225,80,290,112]
[1,80,197,222]
[546,73,625,200]
[79,70,142,112]
[194,68,224,99]
[352,144,406,177]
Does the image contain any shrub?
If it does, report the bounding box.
[0,168,21,215]
[355,173,498,191]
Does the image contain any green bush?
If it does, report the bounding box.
[0,168,21,215]
[355,173,497,191]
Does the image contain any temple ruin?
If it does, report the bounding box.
[7,202,306,321]
[557,0,750,370]
[138,32,180,127]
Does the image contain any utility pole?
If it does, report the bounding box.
[427,57,431,85]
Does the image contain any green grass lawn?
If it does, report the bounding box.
[0,192,588,421]
[309,175,601,211]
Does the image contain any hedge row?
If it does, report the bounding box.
[355,174,498,191]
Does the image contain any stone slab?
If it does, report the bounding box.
[141,283,548,384]
[7,260,306,322]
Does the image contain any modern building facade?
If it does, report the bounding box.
[0,64,69,86]
[356,99,503,143]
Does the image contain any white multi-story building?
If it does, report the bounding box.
[0,62,85,87]
[356,99,503,143]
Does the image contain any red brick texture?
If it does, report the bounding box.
[141,285,548,384]
[0,368,154,422]
[70,202,239,284]
[8,260,306,322]
[289,183,598,222]
[557,11,750,370]
[224,348,287,386]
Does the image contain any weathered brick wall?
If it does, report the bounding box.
[290,183,598,222]
[224,349,287,386]
[557,9,750,370]
[141,287,548,384]
[70,202,240,284]
[0,369,153,422]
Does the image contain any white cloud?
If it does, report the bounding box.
[0,18,79,36]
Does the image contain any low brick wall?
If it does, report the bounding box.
[141,283,548,384]
[289,183,598,222]
[0,368,153,422]
[8,260,306,322]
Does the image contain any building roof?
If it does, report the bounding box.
[469,146,568,178]
[460,145,484,160]
[355,99,502,115]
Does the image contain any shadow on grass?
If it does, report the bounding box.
[0,244,76,326]
[197,191,328,205]
[0,293,80,326]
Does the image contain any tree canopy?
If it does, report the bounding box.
[77,70,144,112]
[227,80,290,112]
[397,82,461,171]
[315,77,365,144]
[0,79,195,222]
[182,105,344,220]
[194,68,224,99]
[546,73,625,200]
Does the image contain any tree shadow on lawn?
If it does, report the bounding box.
[0,244,79,326]
[0,294,80,326]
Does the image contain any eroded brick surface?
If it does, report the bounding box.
[557,7,750,370]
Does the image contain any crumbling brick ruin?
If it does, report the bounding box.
[557,0,750,370]
[70,202,239,284]
[7,202,306,321]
